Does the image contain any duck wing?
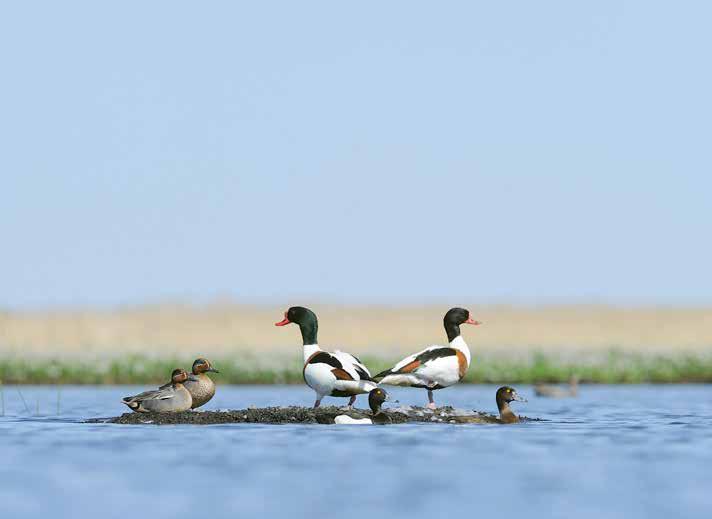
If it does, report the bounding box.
[374,346,457,380]
[304,349,377,395]
[332,350,373,381]
[123,386,176,403]
[304,350,370,381]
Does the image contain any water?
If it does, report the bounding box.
[1,384,710,519]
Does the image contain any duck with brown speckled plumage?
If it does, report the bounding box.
[183,358,220,408]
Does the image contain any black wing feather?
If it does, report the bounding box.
[353,365,372,381]
[415,347,457,364]
[307,351,343,370]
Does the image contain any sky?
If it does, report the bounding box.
[1,1,711,308]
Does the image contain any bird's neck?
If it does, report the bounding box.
[298,321,318,346]
[449,335,471,365]
[444,321,461,343]
[497,401,518,423]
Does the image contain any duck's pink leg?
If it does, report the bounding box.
[313,397,322,408]
[426,389,437,410]
[347,395,356,410]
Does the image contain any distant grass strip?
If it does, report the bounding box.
[2,351,712,384]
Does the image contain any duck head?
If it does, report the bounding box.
[443,307,482,342]
[192,358,219,375]
[171,368,200,384]
[171,368,190,384]
[496,386,527,409]
[368,387,389,415]
[275,306,319,345]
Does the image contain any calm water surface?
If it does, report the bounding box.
[1,384,710,519]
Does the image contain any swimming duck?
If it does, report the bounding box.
[276,306,377,408]
[122,368,195,413]
[334,388,392,425]
[183,358,219,408]
[450,386,528,424]
[496,386,527,424]
[534,375,579,398]
[373,307,481,409]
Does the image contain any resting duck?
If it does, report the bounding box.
[122,368,195,413]
[184,358,219,408]
[496,386,527,424]
[534,375,579,398]
[275,306,377,408]
[373,307,481,409]
[334,388,392,425]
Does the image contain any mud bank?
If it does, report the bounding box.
[88,405,538,425]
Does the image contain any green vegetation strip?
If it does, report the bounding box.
[2,351,712,384]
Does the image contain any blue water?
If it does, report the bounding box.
[1,384,711,519]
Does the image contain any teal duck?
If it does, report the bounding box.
[122,368,195,413]
[183,358,219,408]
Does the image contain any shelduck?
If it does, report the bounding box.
[122,368,196,413]
[275,306,377,408]
[373,307,481,409]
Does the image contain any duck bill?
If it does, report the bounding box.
[207,368,220,373]
[275,318,290,326]
[380,392,398,403]
[187,375,200,382]
[513,393,527,403]
[464,317,482,325]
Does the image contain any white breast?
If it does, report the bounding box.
[449,336,471,365]
[334,415,373,425]
[413,355,461,387]
[303,362,336,397]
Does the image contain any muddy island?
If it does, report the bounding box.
[87,405,539,425]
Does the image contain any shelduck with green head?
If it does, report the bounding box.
[373,307,482,409]
[275,306,377,409]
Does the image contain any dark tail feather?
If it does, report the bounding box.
[122,397,139,410]
[354,366,374,382]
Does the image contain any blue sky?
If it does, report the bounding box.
[1,1,710,307]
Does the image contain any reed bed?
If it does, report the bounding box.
[2,352,712,385]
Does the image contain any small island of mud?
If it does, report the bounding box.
[87,405,538,425]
